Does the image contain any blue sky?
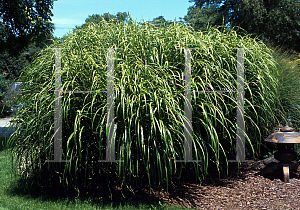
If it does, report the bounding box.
[52,0,195,38]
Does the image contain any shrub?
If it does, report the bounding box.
[0,72,13,117]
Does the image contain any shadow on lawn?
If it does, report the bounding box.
[5,165,198,209]
[4,152,257,209]
[0,137,7,151]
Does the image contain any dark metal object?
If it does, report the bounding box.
[274,144,297,162]
[264,125,300,183]
[265,126,300,144]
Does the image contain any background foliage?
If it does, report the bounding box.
[184,0,300,53]
[0,0,55,56]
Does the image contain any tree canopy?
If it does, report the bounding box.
[76,12,185,33]
[184,0,300,52]
[146,16,174,29]
[0,0,55,56]
[75,12,133,30]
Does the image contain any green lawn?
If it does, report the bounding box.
[0,137,190,210]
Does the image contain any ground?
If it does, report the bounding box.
[75,161,300,209]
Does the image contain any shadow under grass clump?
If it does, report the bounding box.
[6,162,202,209]
[6,173,190,209]
[6,174,71,199]
[0,137,8,151]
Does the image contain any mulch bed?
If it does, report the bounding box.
[76,161,300,209]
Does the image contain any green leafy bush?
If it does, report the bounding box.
[0,72,11,100]
[0,72,13,117]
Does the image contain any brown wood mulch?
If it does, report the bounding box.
[80,161,300,210]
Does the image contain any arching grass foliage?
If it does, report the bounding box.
[6,19,287,197]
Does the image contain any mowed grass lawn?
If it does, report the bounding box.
[0,137,189,210]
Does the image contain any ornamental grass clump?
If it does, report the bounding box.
[7,19,286,197]
[270,46,300,132]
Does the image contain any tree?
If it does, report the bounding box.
[184,0,300,52]
[148,16,173,28]
[142,16,189,32]
[183,1,225,31]
[76,12,132,30]
[76,13,185,34]
[0,26,55,83]
[0,52,30,81]
[0,0,55,56]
